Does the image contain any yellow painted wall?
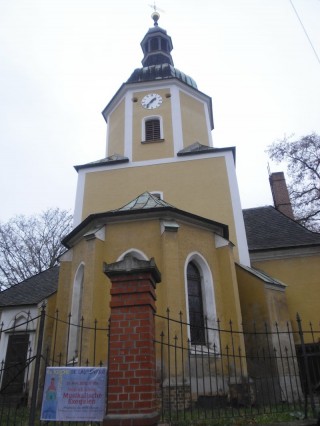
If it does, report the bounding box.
[81,156,240,259]
[56,215,244,366]
[236,265,298,387]
[215,246,247,370]
[55,239,110,364]
[55,259,73,321]
[180,91,209,147]
[216,246,243,330]
[236,267,270,331]
[251,254,320,340]
[101,219,220,320]
[107,99,125,157]
[236,266,292,331]
[37,294,58,405]
[105,88,210,161]
[43,292,58,349]
[132,88,174,161]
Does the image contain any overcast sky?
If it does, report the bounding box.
[0,0,319,222]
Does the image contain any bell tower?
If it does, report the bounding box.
[101,12,213,162]
[73,13,250,266]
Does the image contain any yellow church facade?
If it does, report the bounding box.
[50,12,320,418]
[73,80,249,266]
[56,192,246,362]
[55,11,252,362]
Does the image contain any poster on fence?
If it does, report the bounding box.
[40,367,107,422]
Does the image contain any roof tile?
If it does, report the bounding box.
[243,206,320,251]
[0,267,59,307]
[114,192,173,211]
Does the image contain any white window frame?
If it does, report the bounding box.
[117,249,149,262]
[184,252,219,354]
[142,115,164,142]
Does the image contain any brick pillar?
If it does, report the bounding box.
[103,254,161,426]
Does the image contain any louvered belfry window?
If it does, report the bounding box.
[145,118,161,141]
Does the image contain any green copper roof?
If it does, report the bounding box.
[127,14,197,89]
[74,154,129,171]
[114,192,173,211]
[127,63,197,89]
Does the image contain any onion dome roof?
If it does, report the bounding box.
[127,63,197,89]
[127,11,197,89]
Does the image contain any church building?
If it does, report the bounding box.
[56,10,253,360]
[0,11,319,420]
[55,8,320,369]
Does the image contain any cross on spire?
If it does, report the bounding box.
[149,1,157,12]
[148,1,164,26]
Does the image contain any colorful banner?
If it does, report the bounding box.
[40,367,107,421]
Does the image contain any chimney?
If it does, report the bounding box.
[269,172,294,219]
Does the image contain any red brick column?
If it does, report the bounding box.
[103,255,161,426]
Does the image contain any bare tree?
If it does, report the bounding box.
[0,208,72,290]
[267,133,320,231]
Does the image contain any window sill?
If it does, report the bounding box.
[189,344,220,356]
[67,357,79,366]
[141,139,165,144]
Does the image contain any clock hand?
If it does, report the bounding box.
[147,97,156,107]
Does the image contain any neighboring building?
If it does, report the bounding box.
[0,267,58,398]
[243,203,320,335]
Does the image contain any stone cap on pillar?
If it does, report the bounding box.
[103,254,161,284]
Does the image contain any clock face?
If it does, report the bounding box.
[141,93,163,109]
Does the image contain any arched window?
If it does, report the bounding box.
[150,37,159,51]
[185,253,219,351]
[161,38,168,51]
[187,262,206,345]
[117,248,148,262]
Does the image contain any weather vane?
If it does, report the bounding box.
[148,1,164,13]
[148,1,165,26]
[149,1,157,12]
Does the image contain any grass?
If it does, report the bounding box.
[0,403,316,426]
[0,405,102,426]
[162,405,314,426]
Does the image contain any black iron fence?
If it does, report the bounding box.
[0,305,108,425]
[154,310,320,424]
[0,305,319,425]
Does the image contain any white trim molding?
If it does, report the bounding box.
[141,115,164,141]
[117,248,149,262]
[184,252,219,353]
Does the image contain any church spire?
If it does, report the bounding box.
[140,11,174,67]
[127,11,197,89]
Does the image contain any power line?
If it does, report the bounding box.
[289,0,320,66]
